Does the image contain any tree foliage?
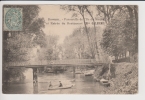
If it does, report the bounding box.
[3,5,46,82]
[61,5,138,62]
[61,5,97,58]
[37,35,60,61]
[63,27,103,59]
[101,6,138,61]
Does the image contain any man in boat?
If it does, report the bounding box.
[59,81,63,87]
[49,81,52,87]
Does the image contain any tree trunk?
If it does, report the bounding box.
[81,14,95,58]
[134,6,138,53]
[85,7,100,60]
[125,51,126,58]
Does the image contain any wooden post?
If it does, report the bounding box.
[33,68,38,83]
[73,66,75,78]
[33,68,38,94]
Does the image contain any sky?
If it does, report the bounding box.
[38,5,105,44]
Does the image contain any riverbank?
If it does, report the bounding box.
[94,62,138,94]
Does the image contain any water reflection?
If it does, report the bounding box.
[33,83,38,94]
[3,69,108,94]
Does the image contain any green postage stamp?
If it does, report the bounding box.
[3,8,23,31]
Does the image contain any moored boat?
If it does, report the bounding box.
[100,78,108,83]
[100,78,110,87]
[84,73,93,76]
[46,71,54,73]
[75,70,83,74]
[84,70,94,76]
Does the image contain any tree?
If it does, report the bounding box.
[96,5,122,24]
[125,5,138,53]
[101,7,137,62]
[63,27,103,59]
[61,5,96,58]
[3,5,46,82]
[37,35,59,62]
[63,28,87,59]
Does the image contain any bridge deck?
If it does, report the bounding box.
[6,59,103,69]
[7,63,103,69]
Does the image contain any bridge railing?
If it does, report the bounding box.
[7,60,48,67]
[51,59,98,64]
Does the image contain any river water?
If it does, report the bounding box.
[3,68,109,94]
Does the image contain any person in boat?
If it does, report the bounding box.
[59,81,63,87]
[49,81,52,87]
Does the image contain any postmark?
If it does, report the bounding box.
[4,8,23,31]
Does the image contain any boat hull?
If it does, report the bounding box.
[100,79,110,87]
[85,74,93,76]
[48,84,74,90]
[100,82,110,87]
[75,72,82,74]
[45,71,54,73]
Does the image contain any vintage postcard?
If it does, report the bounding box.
[2,5,138,94]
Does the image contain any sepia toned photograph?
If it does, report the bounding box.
[2,5,138,94]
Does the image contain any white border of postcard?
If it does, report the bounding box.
[0,1,145,100]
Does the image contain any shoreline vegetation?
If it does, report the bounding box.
[94,62,138,94]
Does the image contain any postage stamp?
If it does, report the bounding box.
[3,8,23,31]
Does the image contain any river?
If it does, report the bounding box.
[3,68,109,94]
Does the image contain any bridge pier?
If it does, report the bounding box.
[33,68,38,84]
[32,68,39,93]
[32,68,39,94]
[73,66,75,78]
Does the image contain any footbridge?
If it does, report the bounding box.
[7,59,103,68]
[6,59,103,93]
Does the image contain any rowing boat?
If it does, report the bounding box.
[48,84,75,90]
